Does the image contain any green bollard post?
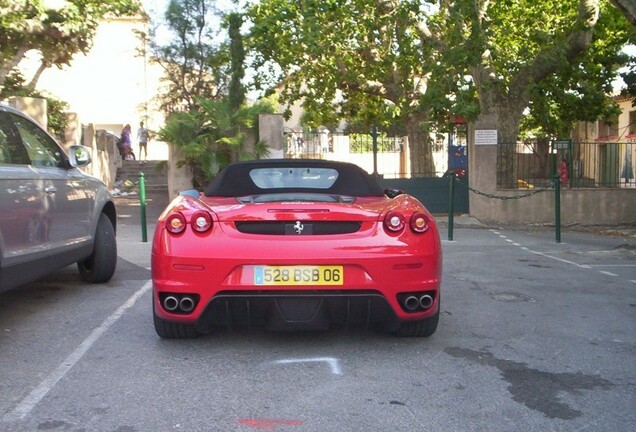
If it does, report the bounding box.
[139,172,147,243]
[448,172,455,241]
[554,174,561,244]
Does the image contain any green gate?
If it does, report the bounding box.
[379,175,469,214]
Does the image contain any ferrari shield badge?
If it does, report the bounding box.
[293,221,304,234]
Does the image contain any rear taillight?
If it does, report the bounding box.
[166,213,187,234]
[410,212,430,233]
[384,211,406,233]
[166,211,213,235]
[191,210,213,233]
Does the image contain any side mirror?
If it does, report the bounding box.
[384,188,403,199]
[68,145,92,168]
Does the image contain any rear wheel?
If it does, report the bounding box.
[78,213,117,283]
[153,300,200,339]
[393,310,439,337]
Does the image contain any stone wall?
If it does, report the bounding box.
[258,114,285,158]
[468,117,636,226]
[5,97,47,129]
[167,145,194,197]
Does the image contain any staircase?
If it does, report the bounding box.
[115,160,169,196]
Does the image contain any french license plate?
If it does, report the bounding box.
[254,265,343,286]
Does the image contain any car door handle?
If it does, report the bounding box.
[45,186,57,194]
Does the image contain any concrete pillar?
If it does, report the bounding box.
[168,145,193,196]
[468,114,499,222]
[258,114,284,159]
[62,112,81,148]
[6,97,48,130]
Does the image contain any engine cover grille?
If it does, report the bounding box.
[234,221,362,235]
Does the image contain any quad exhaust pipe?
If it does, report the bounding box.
[401,293,434,312]
[419,294,433,309]
[179,296,195,313]
[404,296,420,311]
[162,294,197,314]
[163,296,179,312]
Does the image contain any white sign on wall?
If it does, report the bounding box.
[475,129,498,145]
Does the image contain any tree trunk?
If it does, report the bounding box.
[405,115,436,177]
[26,61,47,91]
[0,46,29,88]
[470,0,600,189]
[477,85,525,188]
[496,109,523,188]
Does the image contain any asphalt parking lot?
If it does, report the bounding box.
[1,194,634,432]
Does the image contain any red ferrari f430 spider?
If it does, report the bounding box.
[151,159,442,338]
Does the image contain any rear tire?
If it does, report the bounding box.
[394,310,439,337]
[153,300,200,339]
[78,213,117,283]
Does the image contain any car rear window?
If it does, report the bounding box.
[204,159,385,198]
[249,167,338,190]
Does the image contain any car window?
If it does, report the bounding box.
[9,113,64,168]
[249,167,339,190]
[0,112,30,165]
[0,122,8,164]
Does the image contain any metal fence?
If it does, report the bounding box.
[498,140,636,189]
[283,128,466,178]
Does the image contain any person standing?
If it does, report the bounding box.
[558,157,568,187]
[137,121,150,160]
[119,124,134,160]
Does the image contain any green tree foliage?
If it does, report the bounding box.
[148,0,230,112]
[158,96,277,188]
[620,62,636,105]
[0,0,138,89]
[153,4,276,186]
[521,2,633,139]
[438,0,631,139]
[610,0,636,25]
[435,0,632,186]
[246,0,631,181]
[228,12,246,112]
[247,0,476,176]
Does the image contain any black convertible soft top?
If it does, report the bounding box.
[204,159,385,197]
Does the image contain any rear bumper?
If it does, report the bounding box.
[154,288,440,333]
[198,290,404,332]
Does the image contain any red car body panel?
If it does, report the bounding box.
[151,160,442,337]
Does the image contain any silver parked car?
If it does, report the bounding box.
[0,103,117,292]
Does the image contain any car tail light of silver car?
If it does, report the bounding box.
[191,210,213,233]
[383,211,406,233]
[410,212,430,233]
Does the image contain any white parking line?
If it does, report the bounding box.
[493,231,636,278]
[2,281,152,423]
[526,249,593,269]
[274,357,343,376]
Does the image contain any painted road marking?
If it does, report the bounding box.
[526,249,593,268]
[274,357,343,376]
[238,418,303,429]
[2,281,152,423]
[491,232,636,281]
